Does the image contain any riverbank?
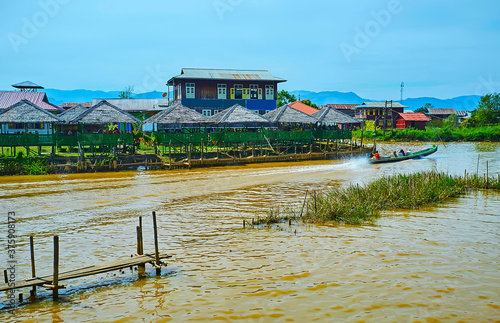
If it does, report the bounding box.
[0,146,371,175]
[353,124,500,142]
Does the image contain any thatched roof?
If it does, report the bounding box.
[69,100,141,124]
[0,99,62,123]
[209,104,271,124]
[58,104,90,122]
[144,102,209,124]
[264,105,318,124]
[312,107,360,124]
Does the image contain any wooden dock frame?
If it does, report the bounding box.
[0,212,170,302]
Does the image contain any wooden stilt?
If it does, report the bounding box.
[152,212,161,275]
[53,236,59,301]
[30,236,36,298]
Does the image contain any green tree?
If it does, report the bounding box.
[415,103,433,114]
[300,99,318,109]
[475,93,500,125]
[277,90,296,107]
[118,85,134,99]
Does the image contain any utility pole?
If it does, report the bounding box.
[383,100,389,137]
[400,82,404,104]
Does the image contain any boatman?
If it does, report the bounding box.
[373,151,380,159]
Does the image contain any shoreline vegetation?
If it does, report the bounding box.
[252,170,500,227]
[352,124,500,142]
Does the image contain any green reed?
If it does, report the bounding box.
[301,171,500,225]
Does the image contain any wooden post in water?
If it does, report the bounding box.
[152,212,161,275]
[53,236,59,301]
[168,140,172,169]
[486,161,489,187]
[360,121,364,151]
[3,270,7,284]
[476,154,480,176]
[299,190,308,217]
[30,236,36,298]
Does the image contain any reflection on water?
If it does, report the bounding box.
[0,142,499,322]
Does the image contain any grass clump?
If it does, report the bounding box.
[302,171,500,225]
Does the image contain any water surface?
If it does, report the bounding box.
[1,142,499,322]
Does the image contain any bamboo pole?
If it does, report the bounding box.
[53,236,59,301]
[168,140,172,169]
[152,212,161,275]
[299,190,309,217]
[30,236,36,298]
[476,154,480,176]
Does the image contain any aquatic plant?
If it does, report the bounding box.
[301,171,500,225]
[352,125,500,142]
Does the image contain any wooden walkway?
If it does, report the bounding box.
[0,252,171,292]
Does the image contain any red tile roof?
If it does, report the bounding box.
[398,113,429,121]
[288,101,319,115]
[0,91,63,111]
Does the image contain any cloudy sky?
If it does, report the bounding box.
[1,0,499,100]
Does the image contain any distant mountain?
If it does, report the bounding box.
[401,96,481,111]
[44,89,166,105]
[44,88,481,111]
[291,90,481,111]
[290,90,367,105]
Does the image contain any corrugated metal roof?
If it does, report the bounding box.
[397,113,429,121]
[167,68,286,84]
[11,81,44,89]
[427,108,458,115]
[321,104,359,110]
[288,101,319,115]
[91,98,170,112]
[355,102,407,109]
[0,91,62,111]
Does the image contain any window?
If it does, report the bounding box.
[265,85,274,100]
[250,84,259,100]
[202,109,212,117]
[217,84,227,99]
[186,83,195,99]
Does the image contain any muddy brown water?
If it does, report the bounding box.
[1,142,499,322]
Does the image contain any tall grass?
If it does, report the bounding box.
[352,125,500,142]
[301,171,500,225]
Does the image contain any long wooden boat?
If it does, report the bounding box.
[369,145,438,164]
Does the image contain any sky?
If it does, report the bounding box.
[1,0,499,100]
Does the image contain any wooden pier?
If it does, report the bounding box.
[1,212,170,301]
